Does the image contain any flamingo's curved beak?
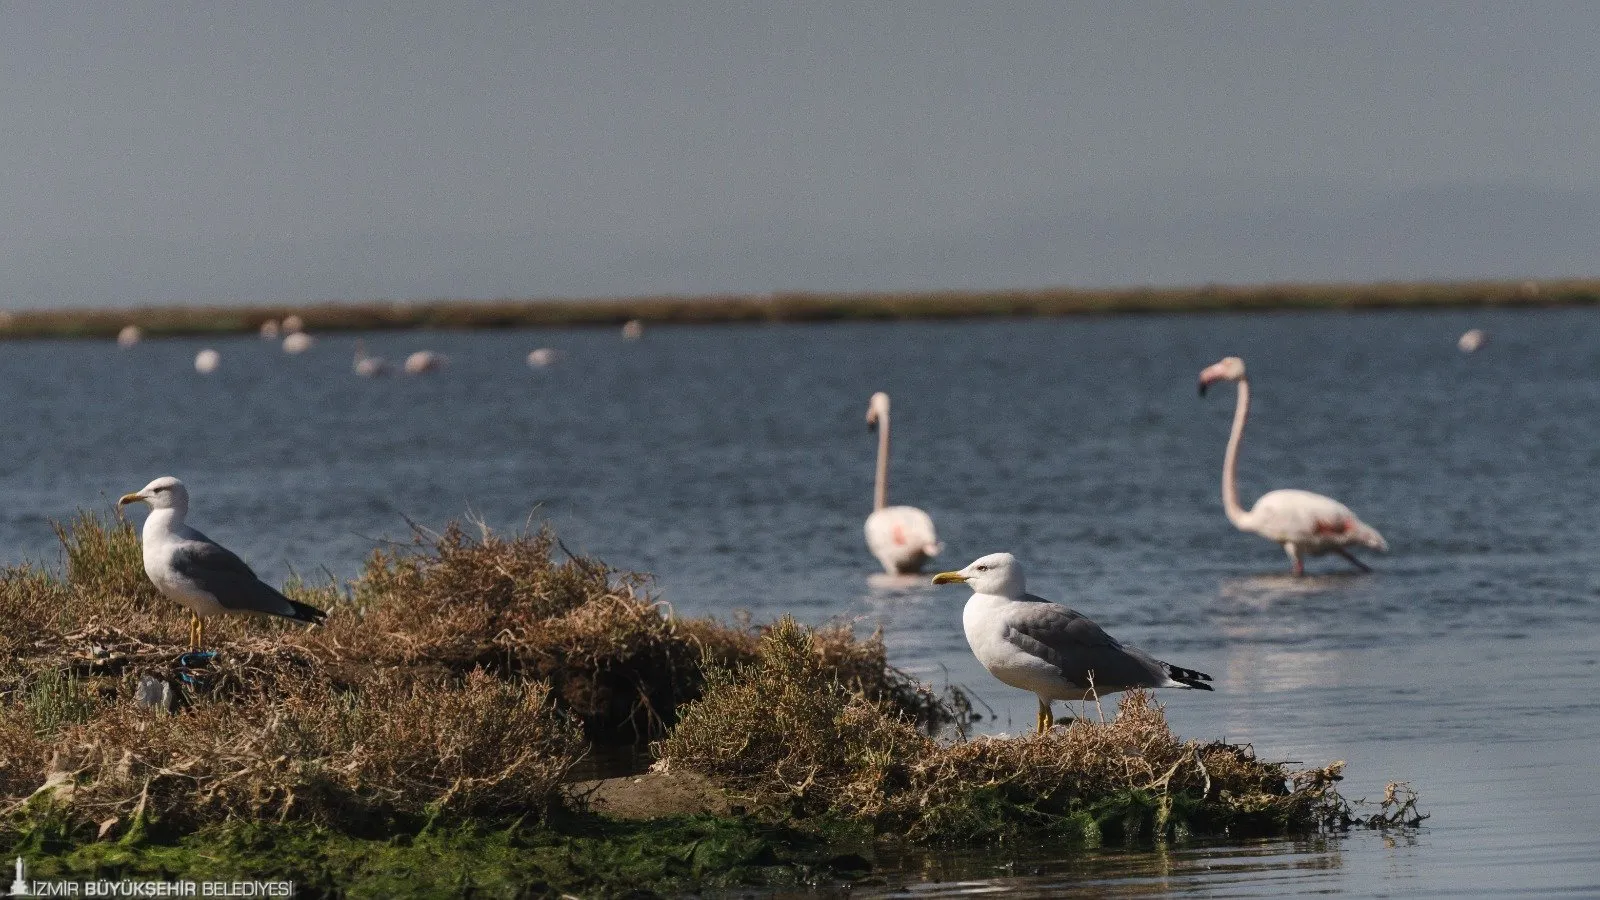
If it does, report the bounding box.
[932,571,967,585]
[1197,379,1208,396]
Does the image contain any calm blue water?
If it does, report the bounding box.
[3,309,1598,896]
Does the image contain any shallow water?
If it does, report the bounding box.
[4,309,1598,896]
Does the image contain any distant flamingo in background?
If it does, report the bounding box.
[404,350,447,374]
[1198,357,1387,575]
[353,340,389,376]
[863,392,941,574]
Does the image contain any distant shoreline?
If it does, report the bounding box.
[1,278,1593,339]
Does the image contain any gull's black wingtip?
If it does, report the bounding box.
[1169,664,1214,691]
[287,599,329,626]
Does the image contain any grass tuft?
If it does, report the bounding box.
[54,512,164,611]
[302,520,963,741]
[660,617,1393,845]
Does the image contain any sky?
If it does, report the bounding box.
[3,2,1599,308]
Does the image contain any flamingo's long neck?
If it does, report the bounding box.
[874,411,890,511]
[1222,379,1251,528]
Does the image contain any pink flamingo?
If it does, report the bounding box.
[863,392,941,574]
[1198,356,1387,575]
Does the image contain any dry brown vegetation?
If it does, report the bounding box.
[1,670,582,838]
[660,618,1379,844]
[0,513,959,842]
[2,512,1413,857]
[300,520,960,741]
[0,278,1591,339]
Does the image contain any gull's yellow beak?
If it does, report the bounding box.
[117,492,144,507]
[931,571,967,585]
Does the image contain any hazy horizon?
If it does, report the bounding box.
[5,4,1599,309]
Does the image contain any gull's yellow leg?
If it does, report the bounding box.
[188,613,200,650]
[197,616,206,650]
[1037,699,1052,735]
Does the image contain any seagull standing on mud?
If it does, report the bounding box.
[933,553,1212,734]
[119,477,327,650]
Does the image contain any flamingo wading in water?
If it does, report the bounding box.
[353,340,389,376]
[1198,356,1387,575]
[863,392,941,574]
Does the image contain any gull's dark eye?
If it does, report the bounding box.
[976,565,989,571]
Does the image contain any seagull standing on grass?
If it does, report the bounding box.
[933,553,1212,734]
[118,477,327,650]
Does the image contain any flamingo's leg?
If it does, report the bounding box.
[1336,547,1372,573]
[1285,544,1304,576]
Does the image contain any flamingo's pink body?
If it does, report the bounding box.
[1199,357,1387,575]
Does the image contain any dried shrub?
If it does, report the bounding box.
[0,516,186,661]
[3,512,969,842]
[3,669,582,838]
[345,669,585,819]
[0,705,49,811]
[299,521,963,741]
[660,618,1369,844]
[6,513,960,747]
[658,617,930,814]
[298,522,701,741]
[0,566,74,659]
[678,616,968,736]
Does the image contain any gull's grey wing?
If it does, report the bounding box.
[169,540,325,624]
[1002,595,1171,690]
[172,529,257,578]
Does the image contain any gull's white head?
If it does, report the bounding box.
[865,391,890,428]
[932,552,1024,597]
[119,476,188,512]
[1197,356,1246,395]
